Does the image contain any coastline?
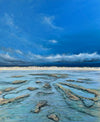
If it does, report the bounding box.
[0,66,100,70]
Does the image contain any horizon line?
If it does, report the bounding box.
[0,66,100,71]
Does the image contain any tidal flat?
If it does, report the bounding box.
[0,69,100,122]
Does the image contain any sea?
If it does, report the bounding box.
[0,70,100,122]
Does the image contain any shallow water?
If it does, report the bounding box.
[0,70,100,122]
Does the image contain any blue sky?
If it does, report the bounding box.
[0,0,100,66]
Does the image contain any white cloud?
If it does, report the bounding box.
[15,50,23,55]
[0,47,23,55]
[49,40,58,44]
[0,53,16,60]
[43,16,63,30]
[0,52,100,66]
[27,52,100,63]
[43,52,100,62]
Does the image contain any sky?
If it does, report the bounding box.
[0,0,100,66]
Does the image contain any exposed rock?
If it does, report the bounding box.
[4,87,16,92]
[11,75,24,78]
[0,91,2,95]
[27,87,38,91]
[57,83,98,102]
[59,74,68,78]
[15,94,29,100]
[35,81,42,83]
[32,100,48,113]
[0,94,29,105]
[12,80,27,84]
[78,78,91,81]
[49,74,58,78]
[56,84,79,101]
[43,83,51,89]
[66,79,75,82]
[29,74,40,75]
[76,80,84,83]
[48,74,68,78]
[55,84,98,117]
[29,73,68,78]
[37,100,47,108]
[59,82,98,96]
[0,98,9,105]
[47,113,59,122]
[66,79,84,83]
[37,92,54,96]
[34,107,40,113]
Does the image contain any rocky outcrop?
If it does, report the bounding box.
[66,80,75,82]
[37,92,54,96]
[0,94,30,105]
[56,84,79,101]
[43,83,51,89]
[32,100,48,113]
[29,73,68,78]
[27,87,38,91]
[35,81,42,83]
[47,113,59,122]
[59,82,98,96]
[3,87,16,92]
[66,79,87,83]
[12,80,27,84]
[78,78,91,81]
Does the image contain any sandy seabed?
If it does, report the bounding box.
[0,66,100,70]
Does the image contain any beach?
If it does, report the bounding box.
[0,66,100,70]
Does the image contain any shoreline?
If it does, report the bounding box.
[0,66,100,70]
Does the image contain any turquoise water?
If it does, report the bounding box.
[0,70,100,122]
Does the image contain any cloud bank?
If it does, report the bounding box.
[0,48,100,66]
